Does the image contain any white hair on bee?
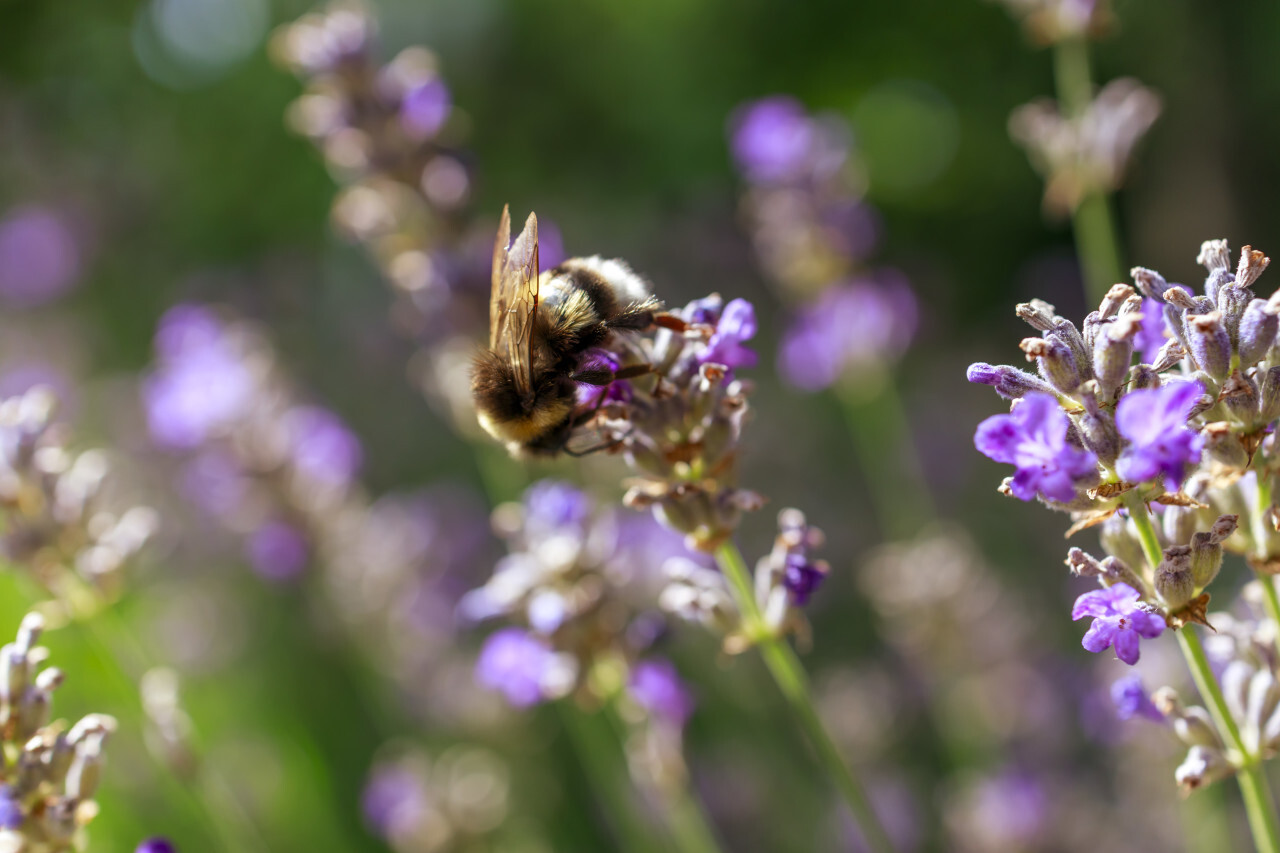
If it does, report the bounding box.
[561,256,652,306]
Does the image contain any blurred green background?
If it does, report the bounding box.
[3,0,1280,850]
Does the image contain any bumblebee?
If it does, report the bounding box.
[472,207,677,457]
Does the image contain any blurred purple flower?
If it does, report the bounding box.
[399,78,450,139]
[362,763,428,837]
[779,275,917,391]
[699,298,758,371]
[1115,381,1204,491]
[285,405,363,488]
[135,839,177,853]
[246,520,309,582]
[1111,672,1164,722]
[729,96,816,183]
[143,305,254,449]
[969,770,1047,847]
[1134,297,1168,365]
[522,480,591,535]
[0,364,75,411]
[973,394,1097,502]
[180,450,251,520]
[538,219,566,270]
[0,205,83,307]
[0,785,20,829]
[1072,582,1164,665]
[629,659,694,727]
[475,628,558,707]
[782,552,826,605]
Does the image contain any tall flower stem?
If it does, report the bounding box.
[557,702,664,853]
[839,374,935,540]
[1122,493,1280,853]
[1250,474,1280,663]
[713,541,896,853]
[600,701,723,853]
[1052,35,1124,304]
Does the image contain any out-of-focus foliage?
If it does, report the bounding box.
[3,0,1280,850]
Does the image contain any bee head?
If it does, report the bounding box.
[471,350,577,450]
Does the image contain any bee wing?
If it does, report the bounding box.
[489,206,540,401]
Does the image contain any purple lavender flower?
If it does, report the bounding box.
[0,205,83,307]
[285,405,363,488]
[778,277,917,391]
[522,480,592,534]
[729,96,816,183]
[399,78,450,138]
[1111,672,1164,722]
[180,450,251,520]
[475,628,560,707]
[0,785,20,829]
[537,219,566,270]
[629,659,694,727]
[699,298,758,370]
[783,552,826,605]
[245,520,309,582]
[973,394,1098,502]
[362,763,427,837]
[1072,583,1164,665]
[135,840,177,853]
[967,770,1047,847]
[143,305,254,449]
[1134,297,1169,365]
[1114,380,1204,491]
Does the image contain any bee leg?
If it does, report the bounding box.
[652,312,690,332]
[562,424,635,457]
[570,363,653,385]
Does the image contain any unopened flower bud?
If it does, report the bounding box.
[1198,239,1231,274]
[1203,421,1248,469]
[1015,299,1060,331]
[1190,532,1223,588]
[1188,311,1232,382]
[1220,370,1259,425]
[1101,515,1147,574]
[1216,284,1251,345]
[1077,387,1119,465]
[1237,245,1271,290]
[1093,315,1141,399]
[1098,283,1136,318]
[1129,363,1160,390]
[966,363,1060,399]
[1260,367,1280,423]
[1238,299,1279,367]
[1131,266,1170,300]
[1020,336,1081,393]
[1155,545,1194,609]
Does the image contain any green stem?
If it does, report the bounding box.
[838,376,934,540]
[713,542,896,853]
[557,702,662,853]
[79,607,272,853]
[1124,496,1280,853]
[1250,475,1280,664]
[1051,35,1124,305]
[1239,764,1280,853]
[600,701,722,853]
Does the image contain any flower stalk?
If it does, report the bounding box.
[1051,34,1124,304]
[713,541,896,853]
[1124,493,1280,853]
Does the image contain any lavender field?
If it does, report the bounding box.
[3,0,1280,850]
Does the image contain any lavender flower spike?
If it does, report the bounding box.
[1114,380,1205,491]
[1072,583,1164,665]
[973,394,1098,502]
